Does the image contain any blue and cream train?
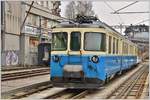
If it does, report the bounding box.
[50,16,139,88]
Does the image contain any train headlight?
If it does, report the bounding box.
[53,55,60,62]
[91,55,99,63]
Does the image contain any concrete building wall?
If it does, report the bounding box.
[1,1,22,67]
[134,32,149,40]
[5,1,21,35]
[4,34,20,50]
[1,1,63,67]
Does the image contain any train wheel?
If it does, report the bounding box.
[105,77,110,84]
[118,70,122,76]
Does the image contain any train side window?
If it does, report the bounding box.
[108,36,112,53]
[84,32,106,51]
[122,42,126,54]
[124,43,126,54]
[116,39,118,54]
[113,37,115,54]
[122,42,124,54]
[70,32,81,51]
[124,43,128,54]
[126,44,128,54]
[130,45,132,54]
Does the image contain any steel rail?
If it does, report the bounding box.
[2,68,49,76]
[44,89,88,99]
[2,81,52,99]
[2,69,50,81]
[107,65,148,99]
[71,90,89,99]
[43,89,70,99]
[135,71,148,98]
[121,66,148,99]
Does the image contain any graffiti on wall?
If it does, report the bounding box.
[6,51,18,65]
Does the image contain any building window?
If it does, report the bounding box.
[41,17,47,28]
[32,15,39,26]
[1,1,4,25]
[26,14,39,27]
[40,1,44,6]
[47,20,52,28]
[26,14,32,25]
[46,1,49,8]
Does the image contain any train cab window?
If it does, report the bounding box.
[70,32,81,51]
[51,32,67,51]
[84,32,106,51]
[108,36,112,53]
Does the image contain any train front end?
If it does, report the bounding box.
[50,28,107,89]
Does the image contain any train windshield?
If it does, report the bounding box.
[70,32,81,51]
[51,32,67,51]
[84,32,106,51]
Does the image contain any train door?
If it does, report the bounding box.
[68,31,82,63]
[38,43,51,66]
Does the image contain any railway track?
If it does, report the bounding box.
[43,88,93,99]
[107,64,149,99]
[2,66,49,71]
[2,81,52,99]
[2,68,50,81]
[2,62,148,99]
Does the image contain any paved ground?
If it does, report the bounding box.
[1,74,50,93]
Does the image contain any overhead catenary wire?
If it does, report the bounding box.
[112,1,139,14]
[103,1,123,24]
[135,19,150,25]
[112,11,149,14]
[104,1,124,34]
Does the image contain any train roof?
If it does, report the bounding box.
[53,15,138,47]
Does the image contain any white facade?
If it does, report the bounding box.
[5,1,21,35]
[1,1,63,66]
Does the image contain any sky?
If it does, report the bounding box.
[60,1,149,34]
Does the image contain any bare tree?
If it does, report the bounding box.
[65,1,95,19]
[65,1,76,19]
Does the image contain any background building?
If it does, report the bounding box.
[124,24,149,59]
[1,1,63,67]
